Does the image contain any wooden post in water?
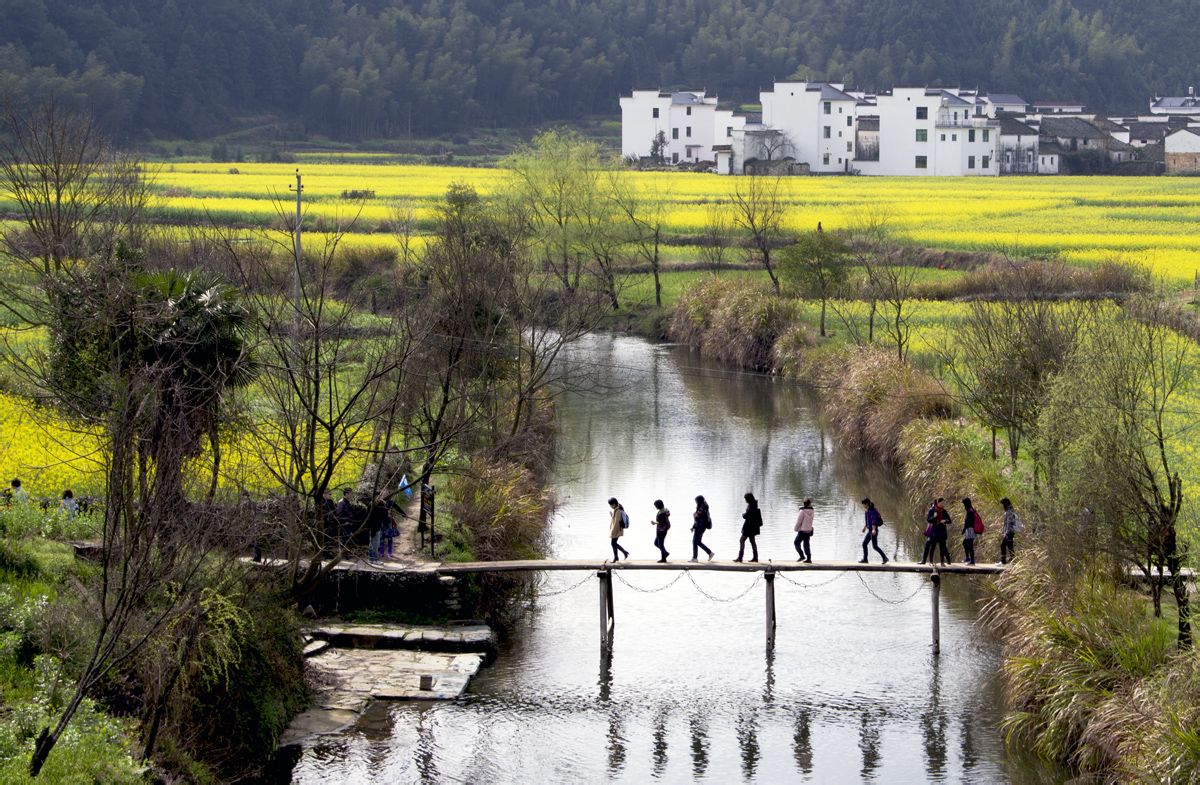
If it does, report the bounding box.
[930,570,942,656]
[765,568,777,648]
[598,568,614,650]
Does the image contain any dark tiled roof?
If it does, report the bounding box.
[1093,116,1128,132]
[1038,141,1067,156]
[1039,116,1107,140]
[998,116,1037,136]
[1128,122,1171,141]
[985,93,1027,106]
[925,88,972,106]
[808,83,857,101]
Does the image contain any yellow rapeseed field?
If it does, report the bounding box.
[139,163,1200,281]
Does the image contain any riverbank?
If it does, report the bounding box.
[658,274,1200,781]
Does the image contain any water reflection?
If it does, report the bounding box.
[689,711,709,777]
[287,334,1057,784]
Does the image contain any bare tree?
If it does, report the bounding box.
[730,175,788,293]
[744,129,794,162]
[873,263,920,362]
[780,229,851,337]
[391,199,421,266]
[698,201,734,272]
[1040,307,1193,647]
[611,173,669,307]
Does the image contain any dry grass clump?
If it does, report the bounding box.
[918,258,1151,301]
[668,277,795,370]
[825,348,953,463]
[897,419,1017,513]
[447,458,550,563]
[982,550,1192,781]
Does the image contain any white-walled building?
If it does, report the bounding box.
[982,93,1029,116]
[856,87,999,176]
[619,89,744,165]
[1150,88,1200,116]
[1165,128,1200,173]
[998,116,1039,174]
[759,82,859,172]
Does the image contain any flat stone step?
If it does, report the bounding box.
[307,623,496,655]
[302,639,330,658]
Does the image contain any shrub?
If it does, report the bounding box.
[826,349,954,463]
[668,278,795,371]
[897,419,1019,516]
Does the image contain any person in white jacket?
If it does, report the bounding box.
[794,498,815,563]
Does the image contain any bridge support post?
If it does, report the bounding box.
[930,570,941,656]
[598,568,614,650]
[765,568,776,648]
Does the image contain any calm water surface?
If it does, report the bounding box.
[289,334,1059,784]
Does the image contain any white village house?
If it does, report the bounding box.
[1165,128,1200,174]
[619,90,745,165]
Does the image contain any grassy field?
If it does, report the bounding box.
[126,162,1200,282]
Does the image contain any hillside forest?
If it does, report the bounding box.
[0,0,1194,142]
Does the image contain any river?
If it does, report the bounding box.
[287,334,1059,784]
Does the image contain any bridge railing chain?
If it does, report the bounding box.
[854,572,928,605]
[684,570,763,603]
[774,570,851,590]
[612,570,687,593]
[535,571,597,597]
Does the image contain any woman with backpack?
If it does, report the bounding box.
[858,497,889,564]
[961,497,983,565]
[651,499,671,563]
[690,495,715,562]
[607,497,630,561]
[921,498,952,566]
[734,492,762,563]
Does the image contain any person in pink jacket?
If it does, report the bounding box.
[793,498,815,562]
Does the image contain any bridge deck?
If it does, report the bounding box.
[421,559,1006,576]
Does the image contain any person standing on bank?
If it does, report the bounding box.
[735,492,762,563]
[998,497,1021,564]
[651,500,671,562]
[859,498,889,564]
[689,495,715,562]
[794,498,814,562]
[921,498,952,565]
[608,497,630,561]
[961,497,982,565]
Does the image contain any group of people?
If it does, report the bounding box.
[3,478,80,519]
[604,493,1023,566]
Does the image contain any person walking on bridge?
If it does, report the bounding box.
[734,492,762,563]
[651,500,671,563]
[858,498,889,564]
[921,498,952,565]
[998,497,1020,565]
[690,495,715,562]
[794,498,814,562]
[961,498,982,565]
[608,497,630,561]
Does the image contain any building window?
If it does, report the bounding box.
[672,152,679,163]
[846,141,852,151]
[838,131,842,138]
[916,129,928,142]
[838,107,843,114]
[940,134,946,141]
[671,128,678,139]
[824,101,831,115]
[916,106,928,120]
[652,108,659,119]
[915,155,928,169]
[952,134,957,141]
[969,129,977,142]
[823,153,830,165]
[838,157,843,164]
[1005,152,1011,164]
[968,155,976,169]
[727,126,733,138]
[982,155,990,169]
[824,126,831,138]
[982,130,990,142]
[686,107,692,116]
[686,126,692,138]
[846,117,852,127]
